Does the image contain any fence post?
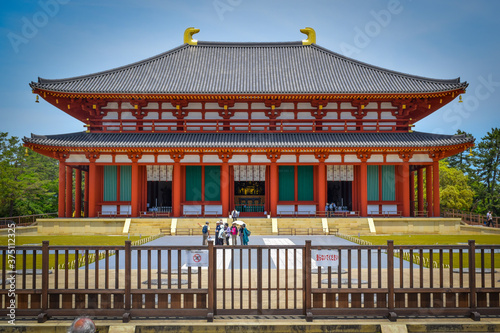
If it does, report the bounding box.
[123,241,131,322]
[257,246,263,315]
[207,241,214,322]
[38,241,49,323]
[469,240,480,321]
[304,240,312,322]
[387,240,396,321]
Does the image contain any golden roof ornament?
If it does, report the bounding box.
[300,27,316,45]
[184,27,200,45]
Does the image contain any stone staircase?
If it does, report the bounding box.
[277,218,325,235]
[173,218,272,235]
[127,218,171,236]
[125,218,372,237]
[328,218,371,235]
[175,218,207,235]
[242,218,272,235]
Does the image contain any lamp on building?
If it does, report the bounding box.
[35,95,39,103]
[468,147,473,156]
[25,147,29,157]
[459,95,463,103]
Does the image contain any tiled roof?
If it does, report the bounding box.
[30,41,467,95]
[24,131,474,149]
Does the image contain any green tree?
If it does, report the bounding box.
[0,132,58,217]
[469,128,500,215]
[445,129,474,174]
[439,160,474,211]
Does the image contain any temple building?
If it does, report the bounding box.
[24,28,473,219]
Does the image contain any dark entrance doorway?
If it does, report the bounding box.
[234,181,265,214]
[327,181,352,211]
[147,181,172,212]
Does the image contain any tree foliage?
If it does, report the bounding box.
[446,129,473,173]
[469,128,500,214]
[439,160,474,211]
[0,132,58,217]
[445,128,500,215]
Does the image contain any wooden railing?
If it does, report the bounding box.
[182,211,221,218]
[97,211,131,218]
[443,209,499,228]
[314,211,360,218]
[277,227,326,235]
[1,241,498,322]
[234,204,265,213]
[369,211,402,217]
[89,118,410,133]
[0,213,57,228]
[141,211,171,218]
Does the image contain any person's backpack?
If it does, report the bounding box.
[202,225,208,234]
[246,229,251,236]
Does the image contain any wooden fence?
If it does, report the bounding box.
[443,209,499,228]
[1,241,498,322]
[0,213,57,228]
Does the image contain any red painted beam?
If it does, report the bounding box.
[131,161,139,217]
[402,163,410,217]
[172,162,181,217]
[318,162,326,215]
[221,162,229,218]
[270,162,278,217]
[359,162,367,217]
[89,162,97,217]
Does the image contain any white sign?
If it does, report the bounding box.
[312,250,339,267]
[187,250,208,267]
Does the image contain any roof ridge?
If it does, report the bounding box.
[197,41,303,47]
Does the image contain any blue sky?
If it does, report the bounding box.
[1,0,499,142]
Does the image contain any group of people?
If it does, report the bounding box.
[200,220,250,246]
[325,202,337,215]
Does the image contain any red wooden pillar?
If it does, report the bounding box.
[221,161,230,217]
[58,160,66,218]
[352,166,358,212]
[417,168,424,213]
[131,160,139,217]
[433,160,440,217]
[65,166,73,217]
[426,165,433,217]
[89,161,97,217]
[172,161,181,217]
[142,166,147,214]
[75,169,82,218]
[359,161,368,217]
[317,161,326,214]
[402,162,410,217]
[84,170,89,217]
[265,166,270,214]
[270,162,278,217]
